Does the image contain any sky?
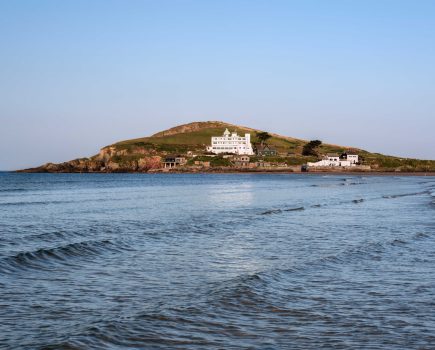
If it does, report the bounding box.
[1,0,434,170]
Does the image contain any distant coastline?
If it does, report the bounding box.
[15,169,435,176]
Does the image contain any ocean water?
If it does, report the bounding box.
[0,173,434,349]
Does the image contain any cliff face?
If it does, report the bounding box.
[21,153,162,173]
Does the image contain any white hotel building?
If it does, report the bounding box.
[207,128,254,155]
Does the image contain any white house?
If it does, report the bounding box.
[346,154,359,164]
[207,128,254,155]
[307,153,359,167]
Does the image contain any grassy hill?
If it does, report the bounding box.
[110,121,346,156]
[22,121,435,173]
[99,121,435,172]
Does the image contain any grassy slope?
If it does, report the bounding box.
[106,121,435,171]
[112,122,342,154]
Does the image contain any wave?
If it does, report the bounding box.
[259,197,371,216]
[33,228,434,350]
[259,192,421,218]
[293,232,431,277]
[0,239,128,274]
[198,230,431,321]
[216,234,433,305]
[311,183,346,188]
[44,310,250,349]
[0,200,74,206]
[206,231,432,295]
[382,191,428,199]
[261,207,304,215]
[260,195,374,216]
[311,180,367,188]
[16,230,87,244]
[0,195,146,207]
[0,188,27,193]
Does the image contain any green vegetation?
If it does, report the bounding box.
[210,157,232,167]
[186,156,232,167]
[255,131,272,144]
[186,155,212,165]
[249,155,317,165]
[114,141,193,154]
[302,140,322,156]
[111,154,144,164]
[113,122,307,155]
[360,153,435,172]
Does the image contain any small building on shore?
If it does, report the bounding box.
[163,155,186,168]
[233,155,250,167]
[340,152,359,164]
[307,152,359,167]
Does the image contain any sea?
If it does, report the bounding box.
[0,173,434,349]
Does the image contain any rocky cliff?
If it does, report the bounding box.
[20,149,162,173]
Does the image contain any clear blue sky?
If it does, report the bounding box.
[1,0,434,170]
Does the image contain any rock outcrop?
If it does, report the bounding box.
[20,155,162,173]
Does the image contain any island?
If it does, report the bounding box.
[19,121,435,174]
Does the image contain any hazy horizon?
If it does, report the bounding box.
[1,0,435,170]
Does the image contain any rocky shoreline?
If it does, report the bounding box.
[17,163,435,176]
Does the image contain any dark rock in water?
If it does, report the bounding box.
[261,209,282,215]
[261,207,304,215]
[284,207,305,212]
[352,199,364,203]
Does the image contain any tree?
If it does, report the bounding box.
[302,140,322,156]
[256,131,272,145]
